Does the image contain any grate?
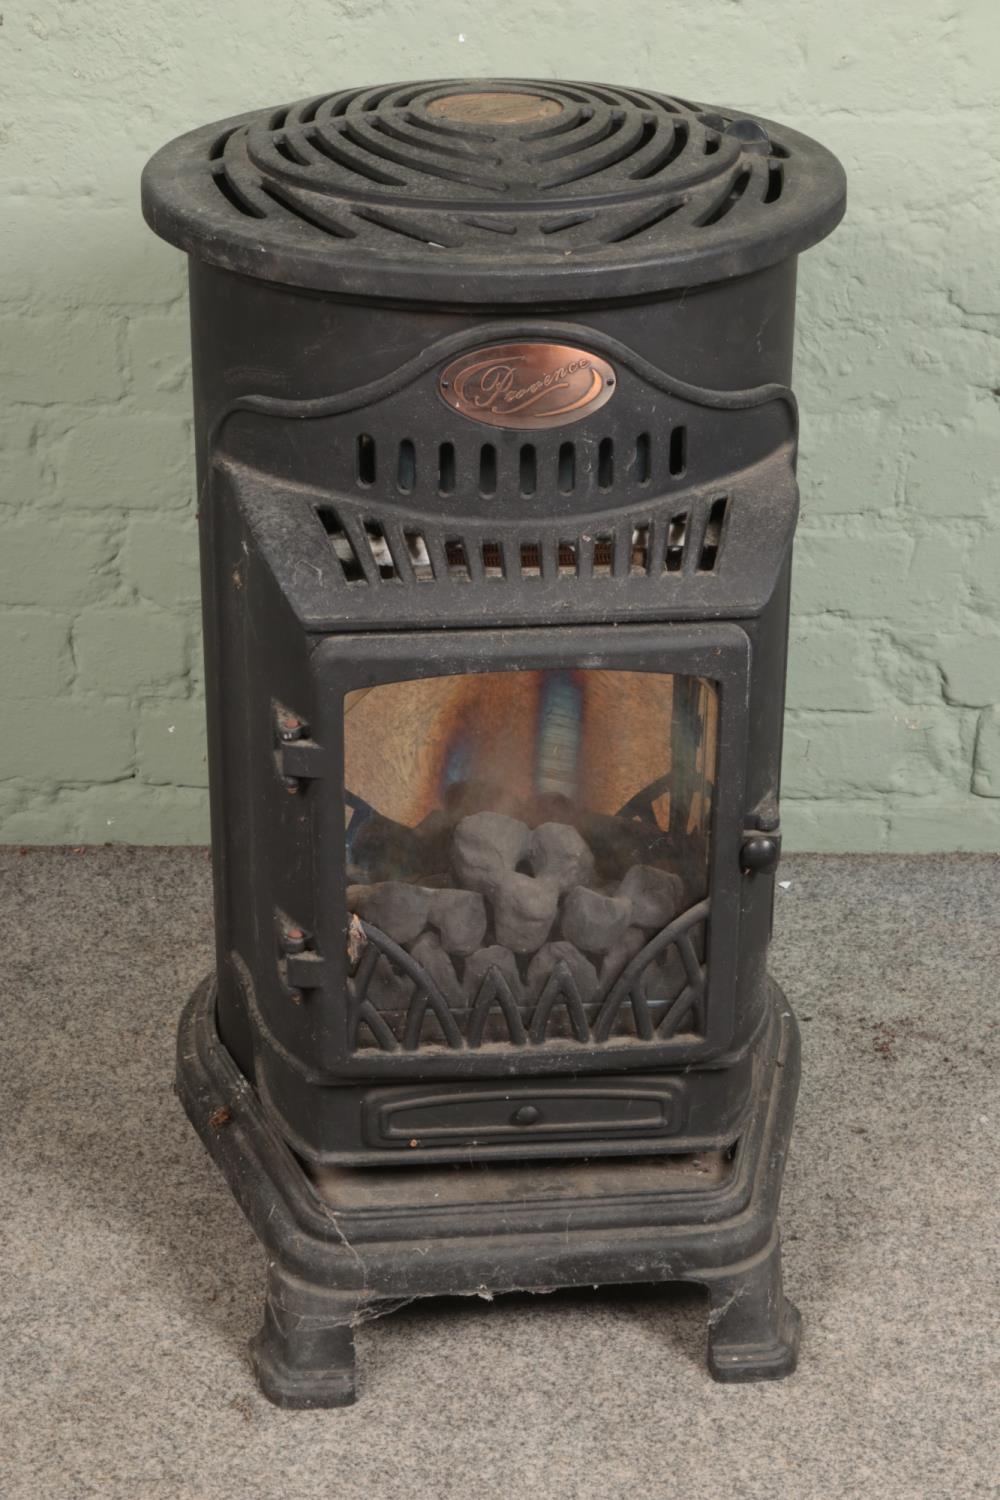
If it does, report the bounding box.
[349,900,709,1052]
[355,430,677,502]
[315,492,730,589]
[143,80,847,302]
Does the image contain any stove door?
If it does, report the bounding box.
[304,621,749,1079]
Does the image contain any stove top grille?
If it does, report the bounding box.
[142,79,846,300]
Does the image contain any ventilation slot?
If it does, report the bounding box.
[539,212,595,235]
[631,524,651,575]
[353,207,451,247]
[363,520,398,580]
[273,135,305,165]
[317,508,365,583]
[258,181,356,238]
[593,534,614,576]
[209,130,234,162]
[304,126,406,186]
[669,425,687,477]
[520,543,542,578]
[765,162,784,203]
[558,541,578,577]
[404,530,434,582]
[396,439,416,494]
[297,96,324,125]
[558,443,576,493]
[634,115,657,152]
[341,119,501,191]
[703,135,721,156]
[635,432,651,485]
[539,110,624,163]
[610,200,684,242]
[211,168,265,218]
[479,444,497,497]
[519,445,537,497]
[438,441,455,495]
[356,434,376,486]
[629,120,689,179]
[481,541,504,579]
[699,168,752,226]
[445,540,471,581]
[698,498,729,572]
[598,438,614,490]
[665,513,688,572]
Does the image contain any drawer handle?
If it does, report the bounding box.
[511,1104,543,1127]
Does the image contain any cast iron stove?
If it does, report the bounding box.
[143,78,845,1406]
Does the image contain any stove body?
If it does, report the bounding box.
[143,79,845,1405]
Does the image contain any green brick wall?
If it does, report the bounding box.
[2,1,999,850]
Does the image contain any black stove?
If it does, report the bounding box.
[143,78,845,1406]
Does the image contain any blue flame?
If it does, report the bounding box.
[535,671,583,798]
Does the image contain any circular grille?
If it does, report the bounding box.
[142,78,846,303]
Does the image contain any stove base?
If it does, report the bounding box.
[176,976,801,1408]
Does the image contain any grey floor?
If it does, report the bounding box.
[1,849,997,1500]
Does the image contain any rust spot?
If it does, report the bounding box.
[209,1105,233,1130]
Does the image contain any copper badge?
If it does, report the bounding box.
[439,343,616,430]
[426,92,564,126]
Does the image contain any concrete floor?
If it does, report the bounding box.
[0,848,997,1500]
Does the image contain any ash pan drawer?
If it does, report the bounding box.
[363,1080,681,1147]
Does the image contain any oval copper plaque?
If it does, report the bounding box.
[440,343,616,430]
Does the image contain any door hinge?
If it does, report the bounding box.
[274,705,324,791]
[277,918,327,1002]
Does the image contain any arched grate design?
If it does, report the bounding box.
[348,900,709,1053]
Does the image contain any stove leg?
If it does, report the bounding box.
[702,1234,801,1383]
[249,1260,362,1408]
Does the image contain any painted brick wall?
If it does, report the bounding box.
[2,1,999,850]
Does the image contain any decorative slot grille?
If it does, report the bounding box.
[315,496,729,591]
